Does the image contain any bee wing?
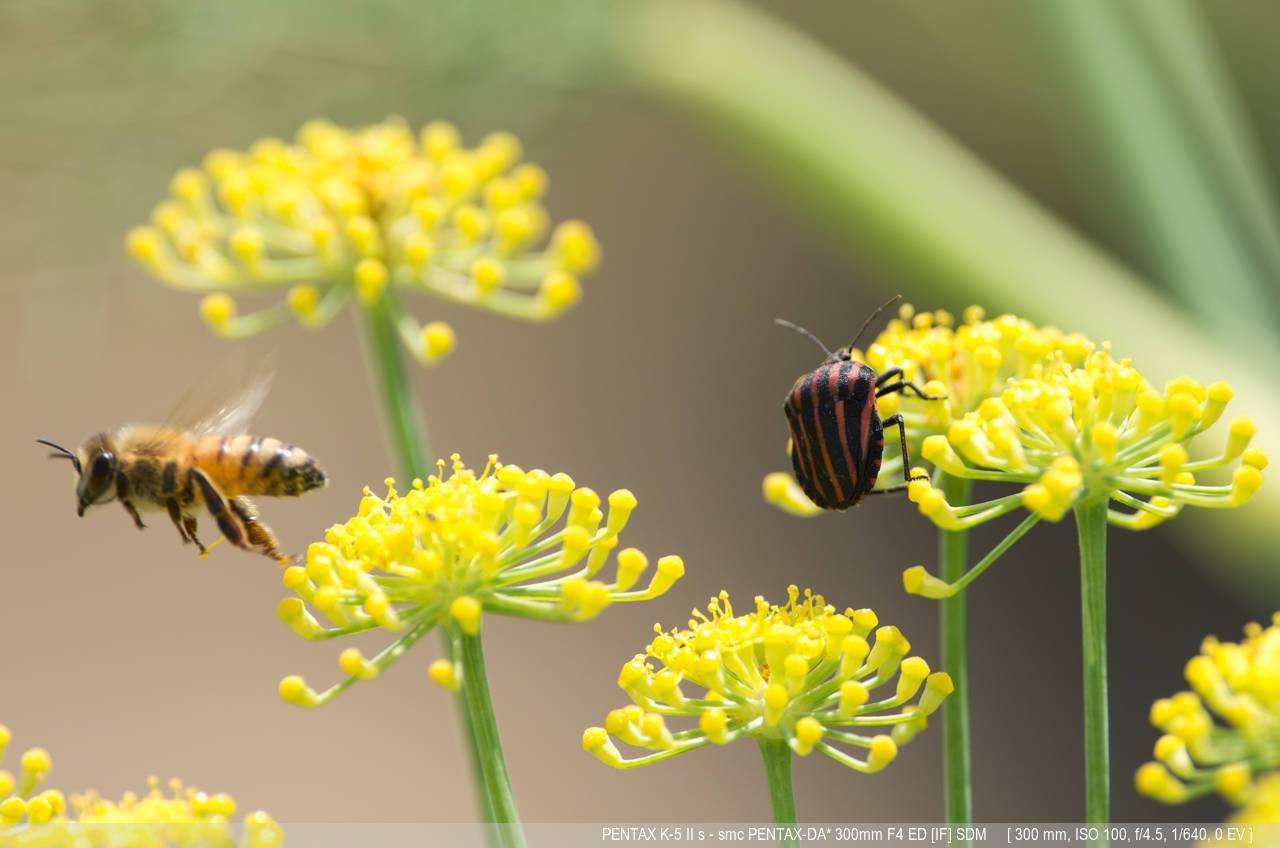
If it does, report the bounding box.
[161,352,276,438]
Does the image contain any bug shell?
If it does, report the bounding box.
[783,352,885,510]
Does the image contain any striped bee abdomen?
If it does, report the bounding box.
[195,435,327,498]
[784,360,883,510]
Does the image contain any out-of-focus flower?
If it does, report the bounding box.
[582,586,951,773]
[763,304,1092,516]
[277,454,684,707]
[1136,614,1280,819]
[126,117,599,364]
[1216,774,1280,830]
[0,725,59,833]
[901,347,1265,597]
[0,724,278,847]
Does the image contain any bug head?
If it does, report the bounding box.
[39,435,116,515]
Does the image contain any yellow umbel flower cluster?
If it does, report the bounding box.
[1137,615,1280,814]
[2,781,281,848]
[867,305,1093,423]
[0,723,278,848]
[764,304,1092,517]
[583,587,952,773]
[0,725,59,832]
[126,117,599,364]
[278,454,685,707]
[910,347,1263,529]
[887,324,1266,597]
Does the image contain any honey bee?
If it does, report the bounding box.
[38,368,326,562]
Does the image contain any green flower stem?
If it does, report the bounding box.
[458,630,526,848]
[1075,497,1110,838]
[358,300,497,829]
[362,297,433,476]
[938,473,973,829]
[756,737,798,845]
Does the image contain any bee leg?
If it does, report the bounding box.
[183,515,207,556]
[116,473,146,530]
[168,498,208,556]
[230,497,288,563]
[882,413,930,485]
[191,468,249,552]
[167,499,190,544]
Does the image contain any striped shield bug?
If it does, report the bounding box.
[779,296,946,510]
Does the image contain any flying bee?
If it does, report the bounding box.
[38,368,326,562]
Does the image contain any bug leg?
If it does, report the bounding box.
[876,380,947,401]
[167,499,190,543]
[864,483,910,496]
[882,413,930,485]
[191,468,250,552]
[877,367,903,384]
[117,473,146,530]
[230,497,289,563]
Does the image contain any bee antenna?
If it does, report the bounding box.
[848,294,903,352]
[774,319,832,357]
[37,438,81,473]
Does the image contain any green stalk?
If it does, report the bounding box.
[756,736,798,844]
[938,473,972,828]
[358,300,497,829]
[1074,497,1110,836]
[458,630,526,848]
[361,297,433,475]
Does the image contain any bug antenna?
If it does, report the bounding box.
[848,294,903,351]
[774,319,832,357]
[37,438,81,473]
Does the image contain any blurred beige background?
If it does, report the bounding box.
[3,0,1277,826]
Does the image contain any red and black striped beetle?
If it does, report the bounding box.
[780,297,945,510]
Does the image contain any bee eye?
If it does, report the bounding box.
[91,452,115,480]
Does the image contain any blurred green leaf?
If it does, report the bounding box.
[1130,0,1280,304]
[1029,0,1280,362]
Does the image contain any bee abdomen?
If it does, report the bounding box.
[198,435,327,497]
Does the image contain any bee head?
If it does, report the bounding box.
[40,435,116,515]
[75,434,119,515]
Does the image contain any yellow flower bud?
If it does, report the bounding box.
[449,595,482,635]
[419,321,456,362]
[553,221,600,272]
[428,658,460,691]
[470,257,505,294]
[199,294,236,334]
[354,257,388,305]
[539,271,582,312]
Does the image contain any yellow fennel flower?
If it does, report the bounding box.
[0,725,58,833]
[764,304,1092,516]
[126,117,599,364]
[583,586,951,774]
[0,723,278,847]
[1137,614,1280,819]
[278,454,684,707]
[901,347,1264,597]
